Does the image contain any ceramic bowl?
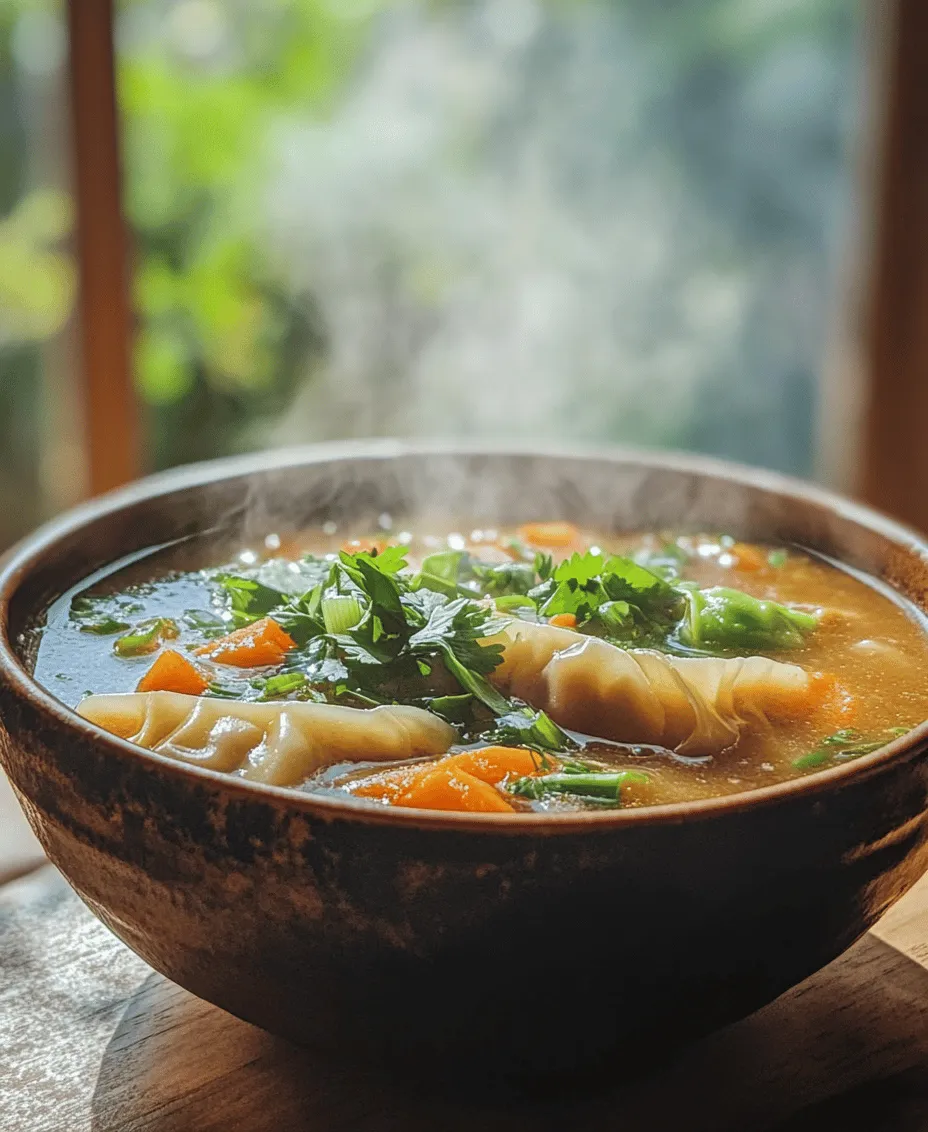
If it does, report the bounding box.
[2,442,928,1076]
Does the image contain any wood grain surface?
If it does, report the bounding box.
[0,775,43,886]
[3,865,928,1131]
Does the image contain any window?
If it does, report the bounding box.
[0,0,867,543]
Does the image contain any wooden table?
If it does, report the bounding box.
[4,864,928,1132]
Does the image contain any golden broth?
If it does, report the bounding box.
[34,523,928,813]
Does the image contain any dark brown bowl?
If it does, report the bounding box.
[2,441,928,1078]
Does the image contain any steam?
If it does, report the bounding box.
[233,441,779,554]
[263,0,850,474]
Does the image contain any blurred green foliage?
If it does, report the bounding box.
[0,187,72,343]
[117,0,386,467]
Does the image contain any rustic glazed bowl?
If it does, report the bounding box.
[2,442,928,1077]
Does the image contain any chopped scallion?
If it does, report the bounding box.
[427,693,474,723]
[321,595,363,635]
[509,770,650,802]
[257,672,307,700]
[113,618,178,658]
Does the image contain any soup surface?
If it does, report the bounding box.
[33,522,928,814]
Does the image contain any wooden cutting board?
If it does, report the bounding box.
[3,863,928,1132]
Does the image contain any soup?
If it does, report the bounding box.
[33,521,928,814]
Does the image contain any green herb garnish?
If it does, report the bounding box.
[508,769,650,803]
[70,593,142,635]
[488,707,573,753]
[79,616,131,636]
[411,550,467,597]
[214,574,288,628]
[527,550,684,644]
[471,560,537,597]
[113,617,179,658]
[256,672,308,700]
[794,726,909,770]
[427,693,475,724]
[493,594,537,613]
[677,585,817,653]
[182,609,228,634]
[214,546,515,721]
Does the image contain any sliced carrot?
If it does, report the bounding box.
[810,672,857,726]
[194,617,295,668]
[445,746,547,785]
[729,542,767,572]
[517,521,580,549]
[350,747,545,811]
[548,612,577,629]
[136,649,208,696]
[395,765,514,813]
[350,764,425,804]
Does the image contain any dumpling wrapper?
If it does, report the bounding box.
[77,691,455,787]
[489,620,821,756]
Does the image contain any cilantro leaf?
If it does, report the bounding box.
[338,549,407,635]
[488,707,573,753]
[470,560,537,597]
[411,550,467,597]
[529,551,683,644]
[69,593,142,634]
[215,574,287,627]
[553,551,607,586]
[272,584,326,645]
[408,596,508,675]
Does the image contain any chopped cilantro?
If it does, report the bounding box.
[427,693,475,723]
[488,707,573,753]
[69,593,142,635]
[215,574,288,628]
[470,560,537,596]
[411,550,467,597]
[527,550,683,644]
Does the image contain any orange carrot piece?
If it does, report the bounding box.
[350,747,547,812]
[517,521,579,549]
[394,765,514,813]
[136,649,208,696]
[810,672,857,726]
[350,765,425,804]
[445,746,546,785]
[548,612,577,629]
[194,617,295,668]
[729,542,767,572]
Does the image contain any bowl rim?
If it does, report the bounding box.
[2,437,928,835]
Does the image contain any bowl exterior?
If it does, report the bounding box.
[3,445,928,1071]
[4,683,928,1071]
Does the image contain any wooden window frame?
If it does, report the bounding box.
[66,0,139,496]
